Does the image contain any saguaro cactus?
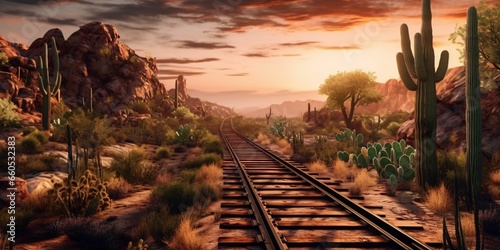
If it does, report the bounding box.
[265,107,272,125]
[307,103,311,122]
[465,6,482,249]
[37,37,62,130]
[396,0,449,189]
[174,79,179,109]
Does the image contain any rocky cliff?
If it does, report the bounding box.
[355,78,415,115]
[397,66,500,157]
[0,22,236,118]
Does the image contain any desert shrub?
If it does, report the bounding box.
[48,217,119,250]
[195,183,220,206]
[197,115,223,135]
[111,149,156,185]
[155,173,172,186]
[167,217,202,250]
[52,170,111,218]
[150,182,197,214]
[181,153,222,169]
[380,111,410,129]
[332,159,350,180]
[154,146,172,159]
[0,52,8,65]
[16,154,60,176]
[386,122,401,137]
[180,169,198,184]
[171,107,196,124]
[29,130,49,144]
[0,206,33,235]
[131,101,151,114]
[19,135,42,154]
[121,117,170,145]
[349,169,376,195]
[437,151,467,198]
[22,126,37,136]
[194,164,222,187]
[18,190,59,215]
[424,183,452,216]
[256,132,271,145]
[106,177,132,200]
[490,169,500,185]
[146,208,180,243]
[307,160,329,174]
[0,98,20,128]
[480,206,500,235]
[202,137,223,156]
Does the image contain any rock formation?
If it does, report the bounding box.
[397,66,500,157]
[0,22,236,118]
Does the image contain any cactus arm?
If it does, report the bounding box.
[414,33,428,81]
[396,53,418,91]
[400,24,417,78]
[435,50,450,82]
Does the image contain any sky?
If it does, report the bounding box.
[0,0,498,96]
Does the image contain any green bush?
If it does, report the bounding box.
[181,153,222,169]
[16,155,60,176]
[150,182,197,214]
[131,101,151,114]
[19,135,43,154]
[111,149,156,185]
[202,137,223,156]
[437,150,467,197]
[29,130,49,144]
[0,97,20,128]
[146,208,180,242]
[386,122,401,137]
[180,169,198,184]
[154,146,171,159]
[0,52,8,66]
[380,111,410,129]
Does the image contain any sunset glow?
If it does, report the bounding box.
[1,0,499,105]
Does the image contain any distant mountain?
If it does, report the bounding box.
[188,89,325,110]
[238,100,326,118]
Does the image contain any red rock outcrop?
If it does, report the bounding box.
[397,66,500,156]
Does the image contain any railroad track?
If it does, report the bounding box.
[217,118,437,250]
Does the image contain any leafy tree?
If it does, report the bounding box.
[319,70,383,128]
[450,0,500,89]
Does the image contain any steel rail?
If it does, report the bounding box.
[220,118,288,250]
[227,117,432,250]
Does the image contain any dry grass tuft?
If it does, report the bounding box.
[155,173,172,186]
[307,160,328,174]
[189,147,203,154]
[425,183,452,216]
[349,169,376,195]
[106,177,132,200]
[460,212,476,238]
[332,159,349,180]
[194,164,223,188]
[275,138,292,155]
[256,133,271,145]
[166,217,203,250]
[490,170,500,185]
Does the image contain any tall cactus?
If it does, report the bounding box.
[396,0,449,189]
[174,79,179,109]
[307,102,311,122]
[265,107,272,125]
[37,37,62,130]
[465,6,482,249]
